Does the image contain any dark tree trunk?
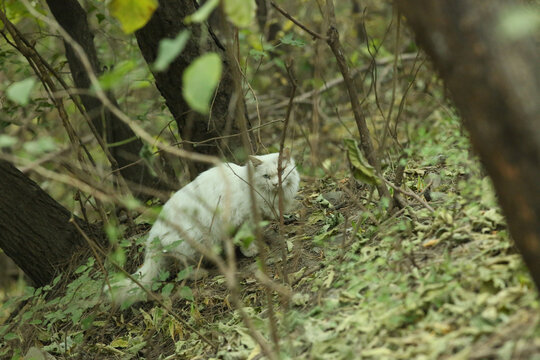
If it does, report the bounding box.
[135,0,247,177]
[45,0,169,199]
[351,0,367,43]
[0,160,102,287]
[395,1,540,289]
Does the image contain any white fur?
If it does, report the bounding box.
[107,152,300,304]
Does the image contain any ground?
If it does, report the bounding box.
[1,0,538,358]
[0,117,540,359]
[1,115,539,359]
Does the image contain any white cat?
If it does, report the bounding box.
[107,150,300,304]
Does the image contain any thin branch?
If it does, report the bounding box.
[384,179,435,213]
[270,1,327,40]
[220,14,279,360]
[71,220,218,351]
[19,0,222,169]
[248,53,419,121]
[379,8,401,154]
[277,60,297,286]
[324,0,392,204]
[173,119,284,146]
[255,270,293,298]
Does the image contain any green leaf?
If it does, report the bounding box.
[96,13,105,24]
[81,315,96,330]
[344,138,380,186]
[53,274,62,287]
[249,49,268,61]
[187,0,219,24]
[75,264,88,274]
[108,0,158,34]
[176,266,194,281]
[280,33,306,47]
[121,195,142,211]
[234,222,255,249]
[111,247,126,267]
[153,30,190,72]
[161,283,174,297]
[6,78,36,105]
[97,60,136,90]
[2,0,31,25]
[499,6,540,40]
[223,0,256,28]
[105,223,120,244]
[179,286,194,301]
[182,53,222,114]
[158,270,170,282]
[23,137,56,155]
[70,308,83,324]
[0,135,17,148]
[4,332,19,341]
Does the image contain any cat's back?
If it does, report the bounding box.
[163,162,246,214]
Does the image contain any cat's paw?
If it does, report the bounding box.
[103,279,146,306]
[240,242,259,257]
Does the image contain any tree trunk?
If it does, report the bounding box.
[135,0,248,177]
[45,0,169,199]
[0,160,101,287]
[395,1,540,289]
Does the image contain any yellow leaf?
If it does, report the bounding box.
[323,269,335,288]
[110,338,129,348]
[109,0,158,34]
[169,319,183,341]
[247,344,262,360]
[422,238,440,248]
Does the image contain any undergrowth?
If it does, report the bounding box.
[1,114,539,360]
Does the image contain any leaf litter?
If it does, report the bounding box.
[1,119,539,359]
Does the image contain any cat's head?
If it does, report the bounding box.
[248,149,299,193]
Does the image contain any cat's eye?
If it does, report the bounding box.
[263,174,271,179]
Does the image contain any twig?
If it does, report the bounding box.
[391,156,409,209]
[270,1,327,40]
[254,270,293,299]
[71,220,218,351]
[277,60,297,286]
[393,54,426,137]
[0,13,129,198]
[20,0,222,170]
[384,179,435,213]
[0,11,111,224]
[248,54,418,122]
[324,0,392,204]
[221,19,280,360]
[172,119,283,146]
[19,135,93,173]
[379,8,401,154]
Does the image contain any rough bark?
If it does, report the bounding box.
[395,1,540,289]
[0,160,101,287]
[135,0,246,176]
[45,0,168,199]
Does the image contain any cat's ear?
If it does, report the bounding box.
[249,155,263,167]
[282,148,291,161]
